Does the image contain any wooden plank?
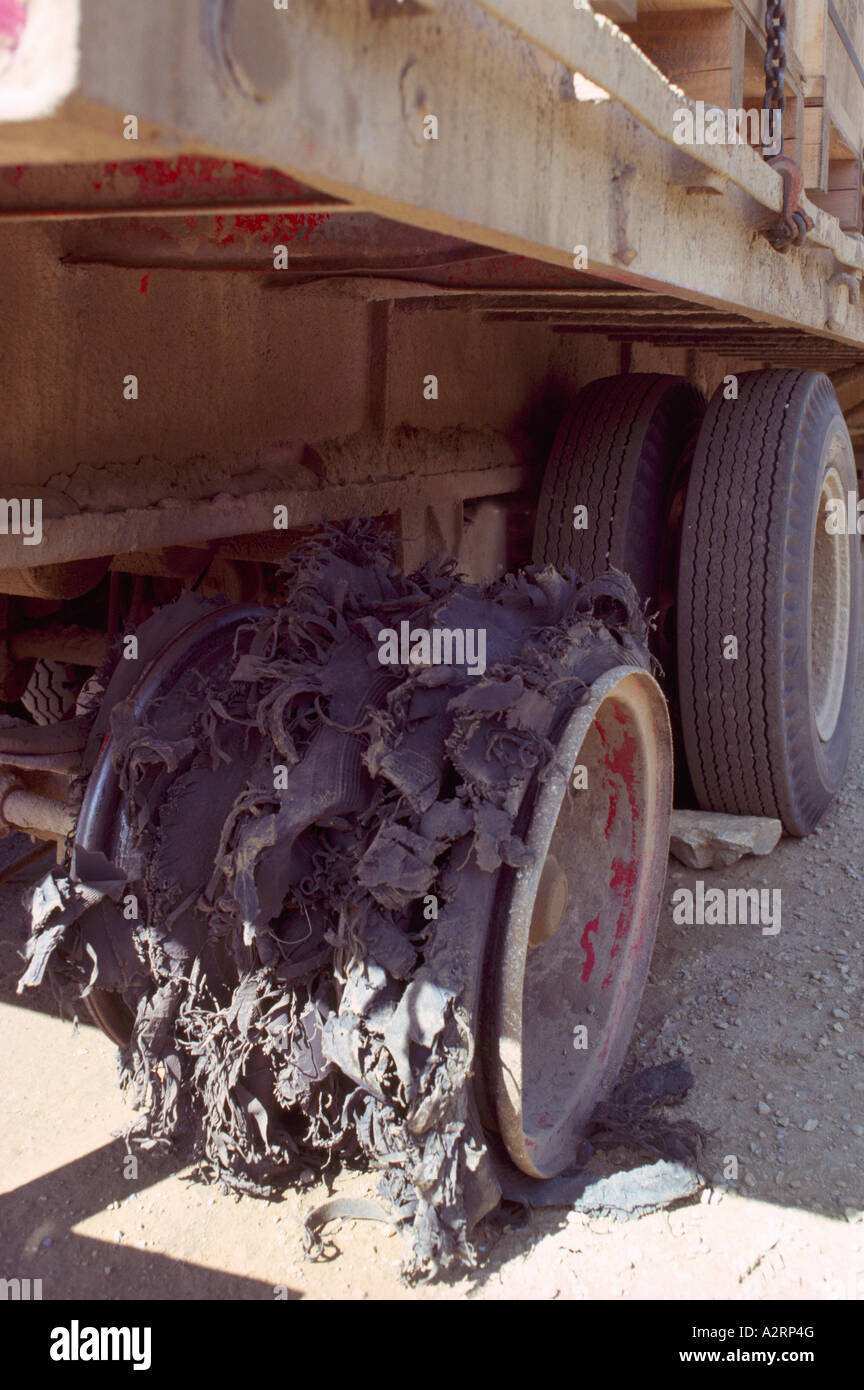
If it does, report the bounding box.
[809,148,863,232]
[826,156,860,188]
[634,0,807,88]
[0,463,528,571]
[828,363,864,411]
[828,0,864,89]
[802,103,831,190]
[20,0,864,342]
[592,1,639,20]
[741,23,767,101]
[825,20,864,142]
[627,0,805,162]
[809,184,861,229]
[637,1,729,10]
[369,0,441,13]
[783,91,811,166]
[623,9,746,109]
[798,2,864,216]
[798,0,830,81]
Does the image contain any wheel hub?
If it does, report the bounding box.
[490,665,673,1180]
[528,854,568,948]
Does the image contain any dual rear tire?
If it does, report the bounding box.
[677,370,859,835]
[65,372,862,1205]
[534,368,861,837]
[523,364,860,1182]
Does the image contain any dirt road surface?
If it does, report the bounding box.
[1,682,862,1302]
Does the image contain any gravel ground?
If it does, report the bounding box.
[1,678,862,1302]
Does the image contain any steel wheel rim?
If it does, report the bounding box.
[73,603,267,1048]
[491,665,673,1179]
[811,458,852,743]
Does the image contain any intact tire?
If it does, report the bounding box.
[677,369,861,836]
[532,374,706,633]
[21,659,82,725]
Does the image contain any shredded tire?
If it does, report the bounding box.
[20,522,655,1279]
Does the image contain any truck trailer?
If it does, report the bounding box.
[0,0,861,1274]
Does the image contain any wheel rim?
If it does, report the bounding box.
[83,987,135,1048]
[810,460,852,743]
[74,602,268,1048]
[491,666,673,1179]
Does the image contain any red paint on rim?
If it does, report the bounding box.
[609,855,638,898]
[579,914,600,982]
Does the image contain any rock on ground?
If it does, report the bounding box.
[669,810,782,869]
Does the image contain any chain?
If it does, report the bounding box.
[761,0,812,249]
[763,0,787,150]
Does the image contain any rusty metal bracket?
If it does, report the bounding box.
[763,155,814,252]
[826,267,863,331]
[611,162,637,266]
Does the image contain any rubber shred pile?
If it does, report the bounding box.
[21,521,653,1280]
